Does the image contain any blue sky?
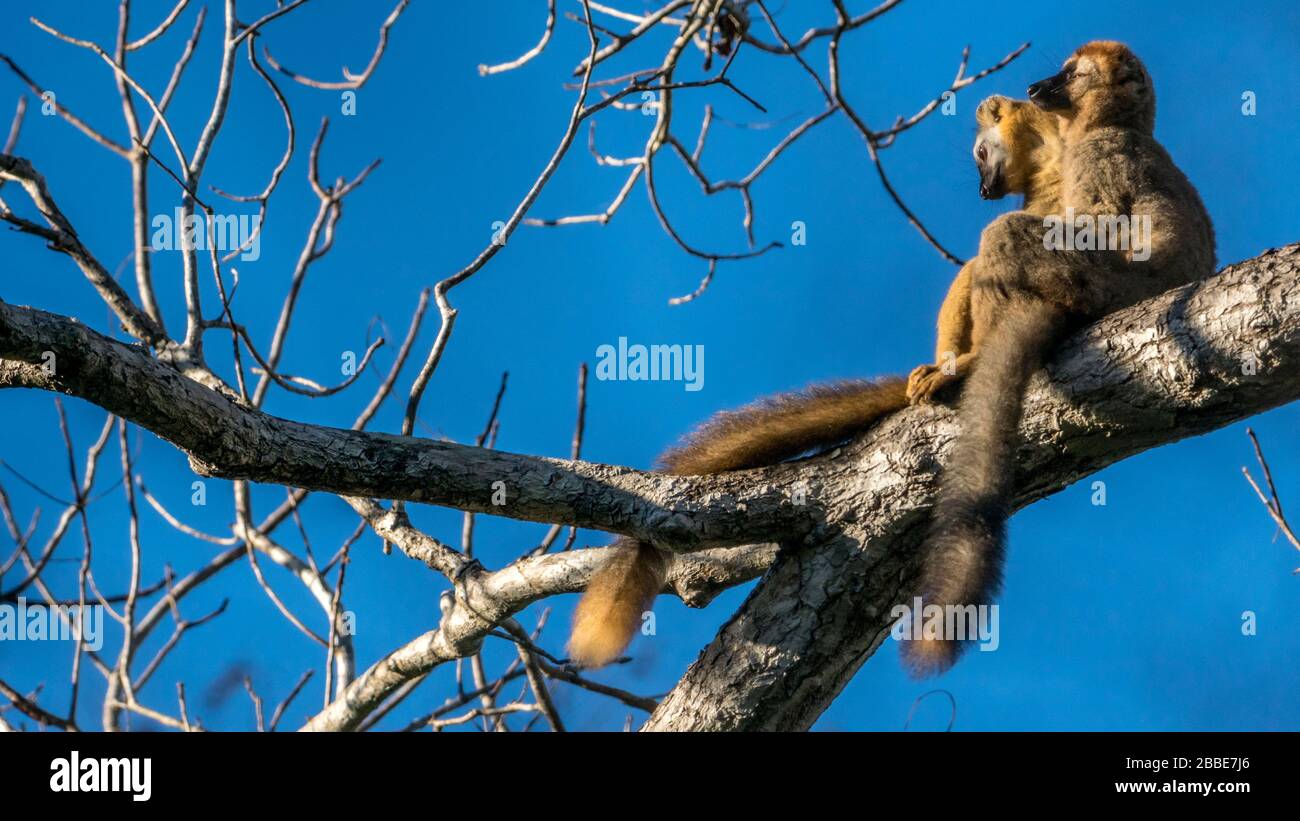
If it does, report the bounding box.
[1,1,1297,731]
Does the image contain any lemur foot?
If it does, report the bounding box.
[906,363,963,405]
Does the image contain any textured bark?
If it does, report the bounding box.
[0,299,818,552]
[2,245,1298,732]
[642,245,1300,730]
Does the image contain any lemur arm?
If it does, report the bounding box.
[933,261,975,362]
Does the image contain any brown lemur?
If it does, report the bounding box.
[904,41,1217,676]
[568,96,1065,669]
[907,95,1065,404]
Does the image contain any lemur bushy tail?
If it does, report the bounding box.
[568,377,908,668]
[901,302,1065,676]
[657,377,909,474]
[568,536,670,669]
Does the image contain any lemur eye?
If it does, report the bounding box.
[977,144,987,161]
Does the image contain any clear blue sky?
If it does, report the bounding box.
[1,1,1297,731]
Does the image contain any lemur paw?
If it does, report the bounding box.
[906,363,960,405]
[906,364,939,403]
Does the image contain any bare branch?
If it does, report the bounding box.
[479,0,556,76]
[0,677,79,731]
[261,0,409,88]
[126,0,190,51]
[401,0,603,438]
[0,55,130,157]
[1241,428,1300,565]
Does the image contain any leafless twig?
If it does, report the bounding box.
[1241,428,1300,569]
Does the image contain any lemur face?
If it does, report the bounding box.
[973,95,1043,200]
[1027,41,1151,118]
[973,128,1009,200]
[974,96,1011,199]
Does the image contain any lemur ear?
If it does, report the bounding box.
[976,97,1004,125]
[1116,57,1149,92]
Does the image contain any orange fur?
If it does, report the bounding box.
[658,377,909,474]
[568,378,910,667]
[568,537,668,668]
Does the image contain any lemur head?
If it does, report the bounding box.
[973,95,1057,200]
[1027,41,1155,134]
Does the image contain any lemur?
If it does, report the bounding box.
[568,96,1065,669]
[908,96,1065,404]
[905,41,1217,676]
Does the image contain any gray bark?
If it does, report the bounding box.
[2,244,1298,731]
[643,244,1300,730]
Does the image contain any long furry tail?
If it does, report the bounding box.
[657,377,909,475]
[570,377,909,667]
[568,538,668,668]
[903,303,1065,677]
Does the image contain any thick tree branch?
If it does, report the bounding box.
[3,244,1299,732]
[642,244,1300,730]
[0,297,819,552]
[298,541,776,731]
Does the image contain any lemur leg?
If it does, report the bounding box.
[908,260,976,404]
[933,261,975,362]
[952,211,1111,404]
[974,212,1116,318]
[906,206,1110,407]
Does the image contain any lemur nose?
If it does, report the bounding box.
[979,183,991,198]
